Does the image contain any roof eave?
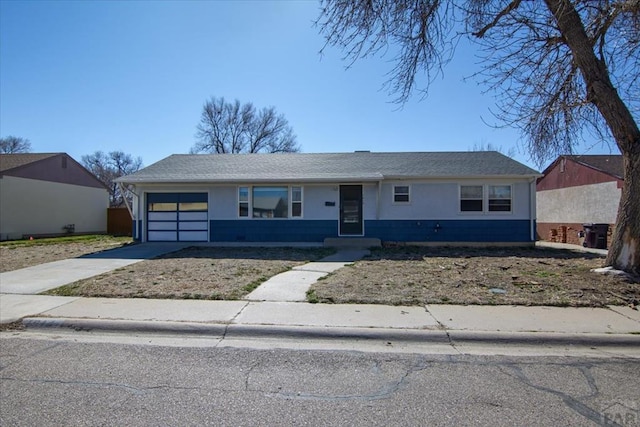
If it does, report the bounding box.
[117,173,541,185]
[117,177,384,185]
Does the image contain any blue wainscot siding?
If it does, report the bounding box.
[133,220,142,241]
[365,220,533,243]
[210,220,337,242]
[209,219,532,243]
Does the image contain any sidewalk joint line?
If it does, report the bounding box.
[424,304,461,354]
[605,306,640,323]
[221,302,250,340]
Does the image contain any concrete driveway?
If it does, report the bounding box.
[0,242,188,295]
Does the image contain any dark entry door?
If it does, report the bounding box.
[339,185,363,236]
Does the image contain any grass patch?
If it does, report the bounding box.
[306,289,319,304]
[42,246,334,301]
[0,234,131,248]
[46,283,82,296]
[307,246,639,307]
[242,277,269,293]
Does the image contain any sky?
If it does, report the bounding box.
[0,0,621,171]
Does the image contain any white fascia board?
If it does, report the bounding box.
[381,174,543,180]
[117,176,384,185]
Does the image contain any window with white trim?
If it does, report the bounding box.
[238,187,249,217]
[393,185,410,203]
[238,186,303,218]
[292,186,302,217]
[488,185,512,212]
[253,187,288,218]
[460,185,483,212]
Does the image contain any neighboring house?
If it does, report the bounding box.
[536,154,623,247]
[116,151,540,245]
[0,153,109,240]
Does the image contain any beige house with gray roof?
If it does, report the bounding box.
[0,153,109,240]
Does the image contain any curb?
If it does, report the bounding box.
[447,330,640,346]
[20,317,640,347]
[226,324,450,342]
[21,317,450,342]
[22,318,228,336]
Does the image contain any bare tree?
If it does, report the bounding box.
[192,97,300,154]
[469,141,517,158]
[317,0,640,274]
[82,151,143,207]
[0,136,32,153]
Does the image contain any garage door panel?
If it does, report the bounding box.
[148,222,178,231]
[179,231,208,241]
[179,212,208,221]
[148,231,178,241]
[179,221,208,231]
[149,212,177,221]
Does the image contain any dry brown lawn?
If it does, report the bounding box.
[44,246,334,300]
[0,236,132,273]
[307,246,639,307]
[8,238,639,307]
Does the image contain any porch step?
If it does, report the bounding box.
[324,237,381,249]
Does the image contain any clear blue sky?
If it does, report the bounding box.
[0,0,620,170]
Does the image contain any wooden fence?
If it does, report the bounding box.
[107,208,132,236]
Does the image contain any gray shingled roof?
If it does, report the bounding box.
[117,152,540,184]
[0,153,60,173]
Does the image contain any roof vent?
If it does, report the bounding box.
[354,150,370,153]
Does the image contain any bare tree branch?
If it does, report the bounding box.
[0,136,32,153]
[472,0,522,38]
[193,97,299,154]
[82,151,142,207]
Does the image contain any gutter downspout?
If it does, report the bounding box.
[376,180,382,220]
[529,177,537,242]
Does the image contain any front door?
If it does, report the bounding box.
[339,185,363,236]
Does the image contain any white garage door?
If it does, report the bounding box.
[147,193,208,242]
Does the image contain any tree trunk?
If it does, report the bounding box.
[545,0,640,275]
[607,148,640,275]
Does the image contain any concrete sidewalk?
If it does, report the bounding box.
[3,295,638,346]
[535,240,608,256]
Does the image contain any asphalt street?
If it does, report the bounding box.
[1,334,638,426]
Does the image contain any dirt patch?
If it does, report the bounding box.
[0,321,25,332]
[307,247,639,307]
[0,238,132,273]
[44,246,334,300]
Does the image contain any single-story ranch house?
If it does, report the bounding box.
[116,151,541,245]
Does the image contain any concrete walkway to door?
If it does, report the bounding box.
[244,249,370,302]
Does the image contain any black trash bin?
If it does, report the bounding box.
[593,223,609,249]
[583,223,609,249]
[583,223,595,248]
